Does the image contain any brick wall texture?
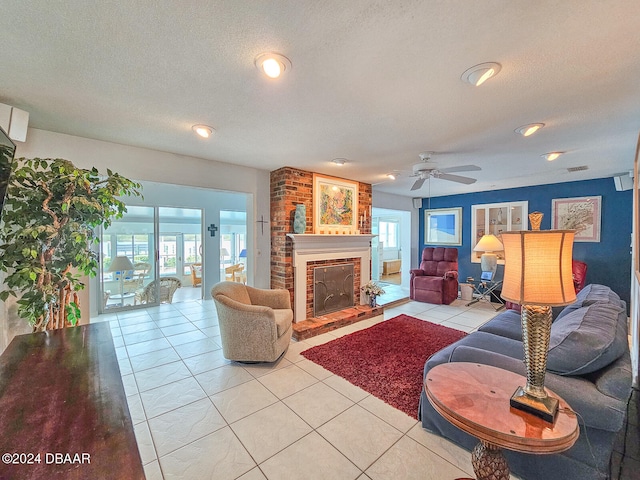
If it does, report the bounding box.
[270,167,372,319]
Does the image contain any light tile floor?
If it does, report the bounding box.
[92,299,518,480]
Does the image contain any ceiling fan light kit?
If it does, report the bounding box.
[515,123,545,137]
[254,52,292,79]
[461,62,502,86]
[409,153,480,191]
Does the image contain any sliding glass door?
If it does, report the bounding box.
[101,206,156,310]
[100,206,203,312]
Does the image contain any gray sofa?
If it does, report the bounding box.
[419,284,632,480]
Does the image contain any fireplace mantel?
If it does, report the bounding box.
[287,234,375,251]
[287,234,376,322]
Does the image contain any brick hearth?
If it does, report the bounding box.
[292,304,383,341]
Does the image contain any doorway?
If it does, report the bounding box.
[100,206,203,312]
[372,207,411,304]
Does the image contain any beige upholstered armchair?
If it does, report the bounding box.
[211,282,293,362]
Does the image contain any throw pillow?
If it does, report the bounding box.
[547,301,626,376]
[555,284,620,322]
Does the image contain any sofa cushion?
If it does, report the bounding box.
[555,284,621,321]
[547,301,626,376]
[576,283,621,305]
[477,309,523,341]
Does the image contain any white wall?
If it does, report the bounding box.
[372,191,420,271]
[15,128,272,287]
[0,128,271,352]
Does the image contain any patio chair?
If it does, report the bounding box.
[135,277,182,305]
[190,263,202,287]
[122,262,151,293]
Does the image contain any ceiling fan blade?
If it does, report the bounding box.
[410,177,426,191]
[439,164,481,173]
[437,173,477,184]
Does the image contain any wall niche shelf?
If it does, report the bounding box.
[471,201,528,264]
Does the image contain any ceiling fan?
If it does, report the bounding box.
[410,153,480,191]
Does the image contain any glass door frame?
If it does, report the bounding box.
[99,206,159,313]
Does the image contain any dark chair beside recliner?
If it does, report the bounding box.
[572,259,588,293]
[410,247,459,305]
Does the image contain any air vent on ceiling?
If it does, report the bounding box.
[567,166,589,172]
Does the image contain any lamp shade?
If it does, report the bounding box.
[473,234,504,252]
[220,248,230,257]
[239,249,247,258]
[108,256,134,273]
[501,230,576,306]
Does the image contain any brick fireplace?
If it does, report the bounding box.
[270,166,376,329]
[287,233,374,322]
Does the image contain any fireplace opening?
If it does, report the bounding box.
[313,264,354,317]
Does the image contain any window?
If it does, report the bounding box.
[379,221,398,249]
[182,233,202,275]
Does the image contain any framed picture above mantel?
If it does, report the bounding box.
[313,173,359,234]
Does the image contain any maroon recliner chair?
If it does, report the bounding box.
[410,247,459,305]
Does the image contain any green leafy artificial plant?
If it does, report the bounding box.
[0,158,142,331]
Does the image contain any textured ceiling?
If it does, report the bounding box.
[1,1,639,197]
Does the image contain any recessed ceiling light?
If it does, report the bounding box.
[254,52,292,79]
[461,62,502,86]
[387,173,396,180]
[515,123,545,137]
[332,158,347,166]
[192,124,214,138]
[542,152,564,161]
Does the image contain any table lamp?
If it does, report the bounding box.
[108,256,135,307]
[220,248,230,265]
[473,234,504,278]
[500,213,575,422]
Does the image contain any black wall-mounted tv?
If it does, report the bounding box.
[0,126,16,217]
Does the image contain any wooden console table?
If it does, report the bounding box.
[0,323,144,479]
[425,362,578,480]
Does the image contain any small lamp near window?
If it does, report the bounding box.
[220,248,230,266]
[239,249,247,264]
[500,213,576,422]
[108,256,135,307]
[473,234,504,278]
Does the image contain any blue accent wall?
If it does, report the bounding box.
[418,178,632,309]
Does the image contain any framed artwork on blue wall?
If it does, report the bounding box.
[552,196,601,242]
[425,207,462,245]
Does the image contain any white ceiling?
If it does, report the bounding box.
[1,1,639,198]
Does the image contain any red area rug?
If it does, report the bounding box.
[301,314,466,419]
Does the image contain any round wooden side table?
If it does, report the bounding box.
[425,362,579,480]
